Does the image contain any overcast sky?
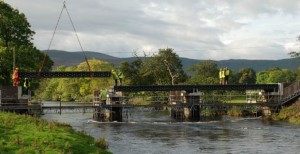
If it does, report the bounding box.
[5,0,300,60]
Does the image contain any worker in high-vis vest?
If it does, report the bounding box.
[117,69,124,86]
[219,68,223,85]
[219,68,225,85]
[225,67,230,85]
[12,67,19,86]
[23,77,30,95]
[99,88,108,104]
[111,69,119,86]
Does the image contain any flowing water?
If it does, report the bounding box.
[41,102,300,154]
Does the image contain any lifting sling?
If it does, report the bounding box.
[38,0,92,77]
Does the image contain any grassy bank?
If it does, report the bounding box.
[274,100,300,124]
[0,112,111,154]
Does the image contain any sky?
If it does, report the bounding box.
[4,0,300,60]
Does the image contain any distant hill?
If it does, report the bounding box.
[43,50,300,72]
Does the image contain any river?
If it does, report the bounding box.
[41,102,300,154]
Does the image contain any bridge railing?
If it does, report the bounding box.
[281,81,300,100]
[118,96,170,105]
[110,93,280,105]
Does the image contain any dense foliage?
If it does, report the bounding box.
[256,67,295,84]
[274,100,300,124]
[35,59,114,101]
[186,60,219,84]
[36,58,300,102]
[0,2,53,87]
[121,48,187,86]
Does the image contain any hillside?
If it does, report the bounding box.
[43,50,300,72]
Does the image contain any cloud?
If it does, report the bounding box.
[5,0,300,60]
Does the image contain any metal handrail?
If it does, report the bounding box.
[282,82,300,97]
[281,81,300,99]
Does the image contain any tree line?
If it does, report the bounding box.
[34,48,300,101]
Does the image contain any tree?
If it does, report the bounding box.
[186,61,219,84]
[120,60,155,85]
[122,48,187,86]
[256,71,269,84]
[256,67,295,84]
[144,48,187,85]
[0,2,53,86]
[288,36,300,58]
[236,68,256,84]
[294,68,300,81]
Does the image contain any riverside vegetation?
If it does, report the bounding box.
[273,100,300,124]
[0,112,111,154]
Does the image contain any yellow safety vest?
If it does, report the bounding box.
[112,71,119,80]
[221,70,225,78]
[118,71,124,79]
[225,70,230,76]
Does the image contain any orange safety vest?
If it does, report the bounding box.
[13,70,19,79]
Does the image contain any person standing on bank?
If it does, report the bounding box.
[117,69,124,86]
[23,77,30,95]
[111,69,119,86]
[12,67,19,86]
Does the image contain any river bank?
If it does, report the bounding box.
[0,112,111,154]
[273,100,300,124]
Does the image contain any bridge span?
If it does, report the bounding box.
[114,84,279,92]
[1,82,300,122]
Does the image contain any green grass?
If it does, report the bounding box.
[228,98,247,103]
[0,112,112,154]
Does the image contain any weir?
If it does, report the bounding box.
[91,84,282,122]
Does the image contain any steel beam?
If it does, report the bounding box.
[115,84,279,92]
[19,71,111,78]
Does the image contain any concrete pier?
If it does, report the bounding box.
[93,88,124,122]
[0,86,33,114]
[170,91,201,121]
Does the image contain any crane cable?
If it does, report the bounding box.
[38,0,92,77]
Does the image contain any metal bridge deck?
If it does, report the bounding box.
[19,71,111,78]
[115,84,279,92]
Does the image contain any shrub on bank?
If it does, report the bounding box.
[0,112,111,154]
[227,106,259,117]
[95,137,109,150]
[276,106,300,124]
[227,106,243,117]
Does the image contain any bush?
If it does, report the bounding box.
[95,137,109,150]
[227,106,243,117]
